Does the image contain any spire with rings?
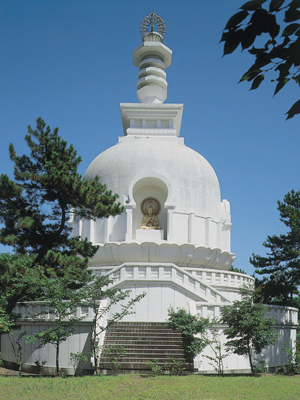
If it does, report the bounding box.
[133,12,172,103]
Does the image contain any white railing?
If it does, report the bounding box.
[190,301,298,326]
[14,301,96,321]
[185,268,255,289]
[91,265,255,290]
[265,304,298,326]
[90,263,232,304]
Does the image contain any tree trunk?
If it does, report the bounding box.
[91,327,98,375]
[94,341,98,375]
[247,343,254,374]
[56,342,60,376]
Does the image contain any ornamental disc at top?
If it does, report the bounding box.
[140,11,166,42]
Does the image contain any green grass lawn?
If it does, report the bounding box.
[0,374,299,400]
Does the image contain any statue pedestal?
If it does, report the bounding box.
[136,229,164,242]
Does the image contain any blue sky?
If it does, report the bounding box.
[1,0,299,276]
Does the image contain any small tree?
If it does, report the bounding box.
[221,287,277,374]
[82,275,146,374]
[70,352,89,376]
[100,346,126,373]
[167,308,209,367]
[24,277,86,376]
[204,319,229,374]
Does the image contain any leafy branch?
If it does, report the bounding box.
[221,0,300,119]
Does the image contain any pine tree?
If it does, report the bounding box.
[0,118,124,315]
[0,253,43,317]
[250,190,300,305]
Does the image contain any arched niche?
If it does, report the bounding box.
[129,172,172,240]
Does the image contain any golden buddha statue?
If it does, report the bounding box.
[140,198,161,230]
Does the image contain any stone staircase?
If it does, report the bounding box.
[100,322,191,372]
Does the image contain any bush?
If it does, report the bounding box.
[146,359,164,377]
[204,320,229,374]
[167,307,209,365]
[147,357,186,376]
[100,346,126,373]
[70,352,89,376]
[283,343,300,374]
[163,357,186,376]
[34,359,47,375]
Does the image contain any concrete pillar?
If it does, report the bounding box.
[104,217,111,242]
[125,206,133,241]
[167,206,175,241]
[89,219,95,243]
[79,219,83,237]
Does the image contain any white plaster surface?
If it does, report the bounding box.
[136,229,164,241]
[84,136,221,221]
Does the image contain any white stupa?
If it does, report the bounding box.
[2,13,297,375]
[71,14,241,316]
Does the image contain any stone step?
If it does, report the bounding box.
[106,323,177,330]
[105,335,182,339]
[107,328,177,337]
[103,340,182,350]
[103,346,183,354]
[103,340,183,346]
[112,322,169,326]
[105,334,182,339]
[101,361,187,366]
[101,352,184,361]
[108,325,173,332]
[106,333,182,338]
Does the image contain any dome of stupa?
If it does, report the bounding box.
[84,136,221,220]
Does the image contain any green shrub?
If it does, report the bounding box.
[101,346,126,373]
[146,359,164,377]
[163,357,186,376]
[283,343,300,374]
[70,352,89,376]
[203,319,229,374]
[252,357,267,374]
[167,307,209,365]
[34,359,47,374]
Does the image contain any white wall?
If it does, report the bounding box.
[1,322,93,375]
[3,301,296,374]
